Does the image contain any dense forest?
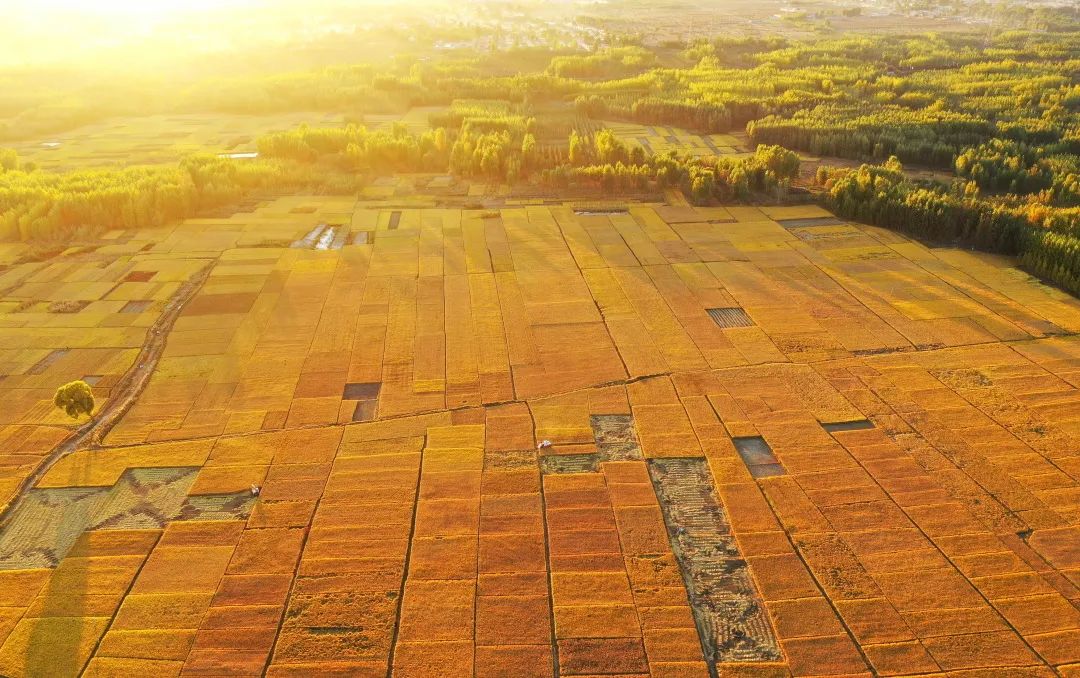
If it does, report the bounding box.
[544,131,800,201]
[0,155,348,241]
[1,16,1079,291]
[0,109,801,241]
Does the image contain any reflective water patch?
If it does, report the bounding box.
[821,420,875,433]
[732,437,786,479]
[343,382,381,422]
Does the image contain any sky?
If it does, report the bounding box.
[0,0,468,68]
[7,0,259,16]
[0,0,339,67]
[2,0,267,37]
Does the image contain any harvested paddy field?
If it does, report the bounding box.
[0,193,1077,677]
[605,123,753,160]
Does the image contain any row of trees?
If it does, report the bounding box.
[1022,230,1080,296]
[449,130,538,181]
[546,47,657,80]
[255,118,803,203]
[569,129,647,166]
[820,158,1080,294]
[0,153,323,241]
[954,140,1080,207]
[0,149,18,172]
[570,59,857,134]
[822,159,1027,250]
[257,115,542,182]
[3,28,1077,149]
[0,114,803,245]
[547,131,800,203]
[258,123,451,172]
[748,106,994,167]
[575,96,736,134]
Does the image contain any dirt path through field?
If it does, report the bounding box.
[0,259,217,527]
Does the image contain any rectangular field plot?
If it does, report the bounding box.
[708,307,755,329]
[733,436,786,478]
[648,457,782,664]
[820,419,875,433]
[603,121,754,159]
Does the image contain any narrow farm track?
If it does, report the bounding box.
[0,258,217,529]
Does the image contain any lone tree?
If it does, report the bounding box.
[54,381,95,420]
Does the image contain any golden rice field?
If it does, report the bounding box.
[603,122,754,160]
[0,190,1078,677]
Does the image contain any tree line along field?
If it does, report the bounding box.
[1,28,1079,289]
[0,2,1079,676]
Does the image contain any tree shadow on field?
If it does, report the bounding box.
[12,451,106,677]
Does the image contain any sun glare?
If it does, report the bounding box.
[0,0,274,66]
[8,0,256,20]
[17,0,244,12]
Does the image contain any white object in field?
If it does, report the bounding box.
[537,440,552,449]
[250,484,261,497]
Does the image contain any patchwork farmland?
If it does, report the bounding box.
[0,192,1077,676]
[2,1,1080,675]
